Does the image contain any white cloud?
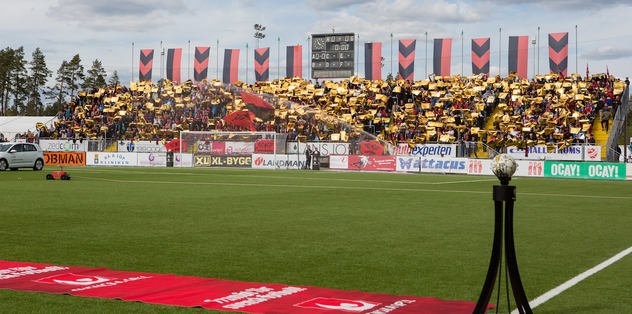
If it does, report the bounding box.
[47,0,188,31]
[480,0,631,11]
[584,46,632,61]
[306,0,370,10]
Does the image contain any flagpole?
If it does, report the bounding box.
[575,25,578,75]
[425,32,428,78]
[390,33,393,79]
[246,43,249,84]
[277,36,281,80]
[131,42,134,82]
[461,30,464,76]
[216,39,219,80]
[499,28,501,77]
[532,37,536,80]
[160,41,163,80]
[537,26,540,75]
[307,36,311,80]
[188,40,191,81]
[357,33,360,77]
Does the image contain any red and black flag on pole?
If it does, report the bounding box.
[254,47,270,82]
[433,38,452,77]
[286,45,302,78]
[222,49,240,84]
[240,91,275,120]
[194,46,210,82]
[471,38,490,76]
[508,36,529,79]
[364,42,382,81]
[549,32,569,77]
[398,39,416,81]
[166,48,182,83]
[139,49,154,82]
[223,110,256,131]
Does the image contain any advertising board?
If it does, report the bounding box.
[251,154,307,170]
[44,152,86,166]
[86,152,137,166]
[174,153,193,167]
[117,141,166,153]
[287,142,350,156]
[193,154,252,168]
[544,161,625,180]
[137,153,167,167]
[391,143,457,158]
[506,145,601,161]
[39,140,87,152]
[418,157,468,174]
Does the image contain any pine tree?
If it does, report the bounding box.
[27,47,52,115]
[0,47,14,115]
[9,47,28,114]
[83,59,107,90]
[46,60,70,112]
[108,70,120,86]
[65,54,84,97]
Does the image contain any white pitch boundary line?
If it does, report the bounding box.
[72,176,632,200]
[512,245,632,313]
[69,168,498,185]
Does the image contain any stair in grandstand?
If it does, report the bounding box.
[475,106,502,158]
[592,116,609,160]
[105,141,118,152]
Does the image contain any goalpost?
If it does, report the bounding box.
[178,131,288,168]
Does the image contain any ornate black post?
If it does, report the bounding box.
[473,154,532,314]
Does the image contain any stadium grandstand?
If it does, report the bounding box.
[36,73,626,157]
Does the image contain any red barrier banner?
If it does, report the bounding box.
[348,155,396,171]
[0,260,487,313]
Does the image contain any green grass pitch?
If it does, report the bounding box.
[1,166,631,313]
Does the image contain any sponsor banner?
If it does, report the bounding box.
[117,141,166,153]
[467,159,492,176]
[254,140,275,154]
[348,155,396,171]
[288,142,350,156]
[419,157,468,174]
[627,163,632,181]
[396,156,420,172]
[506,145,601,161]
[225,142,254,155]
[251,154,306,170]
[329,155,349,170]
[196,141,227,154]
[44,152,85,166]
[515,160,544,177]
[544,161,625,180]
[174,153,193,168]
[193,154,252,168]
[0,260,486,313]
[39,140,87,152]
[137,153,167,167]
[391,143,457,158]
[86,152,137,167]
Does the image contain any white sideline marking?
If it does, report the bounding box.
[511,245,632,313]
[70,168,498,185]
[72,176,632,200]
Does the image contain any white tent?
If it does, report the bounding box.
[0,116,57,141]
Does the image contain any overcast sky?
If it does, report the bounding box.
[3,0,632,85]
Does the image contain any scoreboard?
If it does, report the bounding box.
[311,33,355,79]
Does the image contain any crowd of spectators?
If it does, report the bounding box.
[37,73,626,150]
